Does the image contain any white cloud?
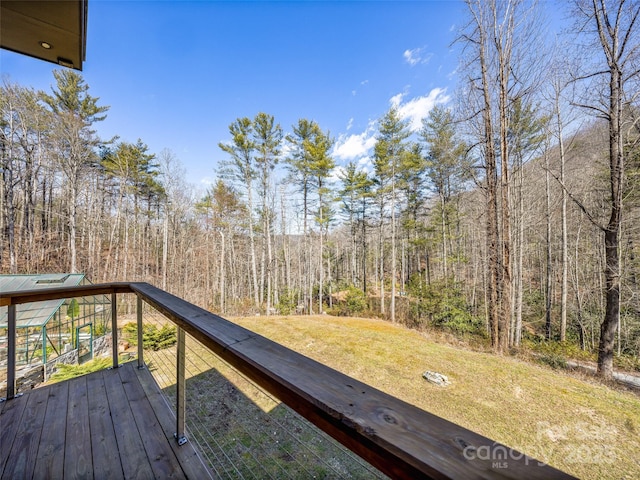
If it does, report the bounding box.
[346,118,354,131]
[352,80,369,97]
[329,154,372,182]
[403,47,433,66]
[279,141,293,160]
[357,156,373,173]
[403,49,420,66]
[390,93,405,108]
[357,157,371,167]
[330,165,346,183]
[332,88,449,169]
[332,122,377,162]
[391,87,450,131]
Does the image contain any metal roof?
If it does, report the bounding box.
[0,274,86,328]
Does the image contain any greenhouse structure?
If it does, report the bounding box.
[0,274,112,375]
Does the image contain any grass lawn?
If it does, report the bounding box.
[229,314,640,480]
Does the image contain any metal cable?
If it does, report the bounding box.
[138,303,387,479]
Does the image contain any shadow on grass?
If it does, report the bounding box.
[154,363,387,480]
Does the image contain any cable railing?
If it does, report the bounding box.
[0,282,574,480]
[139,302,386,479]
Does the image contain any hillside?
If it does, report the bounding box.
[231,314,640,480]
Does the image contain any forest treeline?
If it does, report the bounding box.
[1,0,639,378]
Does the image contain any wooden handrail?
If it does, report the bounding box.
[0,282,134,307]
[0,283,574,479]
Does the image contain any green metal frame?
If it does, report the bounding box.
[1,292,111,368]
[76,322,94,364]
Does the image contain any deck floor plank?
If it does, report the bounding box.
[102,365,156,480]
[134,365,213,480]
[1,361,211,480]
[0,390,29,476]
[118,363,186,479]
[87,370,124,480]
[32,381,69,479]
[1,386,49,480]
[64,376,92,479]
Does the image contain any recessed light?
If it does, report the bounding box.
[40,41,52,49]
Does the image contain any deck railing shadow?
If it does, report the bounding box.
[0,282,574,479]
[139,301,386,479]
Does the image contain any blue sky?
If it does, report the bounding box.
[3,1,493,188]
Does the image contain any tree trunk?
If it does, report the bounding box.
[247,187,260,310]
[479,27,500,351]
[545,149,553,340]
[4,155,17,273]
[69,175,78,273]
[318,189,324,314]
[557,94,569,342]
[379,209,385,316]
[266,209,273,315]
[498,28,512,353]
[598,65,623,379]
[441,194,448,279]
[162,208,168,291]
[514,154,525,346]
[219,230,225,313]
[391,180,396,322]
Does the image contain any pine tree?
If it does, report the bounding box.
[307,126,335,313]
[252,112,283,313]
[42,70,108,273]
[373,107,411,321]
[339,161,374,288]
[218,117,260,308]
[421,106,470,282]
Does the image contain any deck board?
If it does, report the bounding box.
[1,385,49,480]
[134,365,211,480]
[0,361,211,480]
[103,365,165,480]
[32,381,68,479]
[65,376,92,479]
[118,362,185,479]
[87,370,124,480]
[0,387,28,472]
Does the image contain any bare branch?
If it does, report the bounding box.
[546,165,605,231]
[570,69,611,82]
[571,101,610,119]
[618,1,640,59]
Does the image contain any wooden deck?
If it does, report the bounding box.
[0,361,212,480]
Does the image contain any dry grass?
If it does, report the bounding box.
[229,314,640,480]
[142,314,386,479]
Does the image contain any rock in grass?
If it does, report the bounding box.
[423,371,450,387]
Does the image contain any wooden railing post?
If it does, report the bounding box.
[175,326,187,445]
[5,304,16,400]
[111,293,119,369]
[137,295,144,369]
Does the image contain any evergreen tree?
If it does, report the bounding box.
[218,117,260,308]
[307,126,335,313]
[373,107,410,321]
[286,119,318,312]
[339,161,374,288]
[42,70,109,273]
[420,106,470,281]
[252,112,283,313]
